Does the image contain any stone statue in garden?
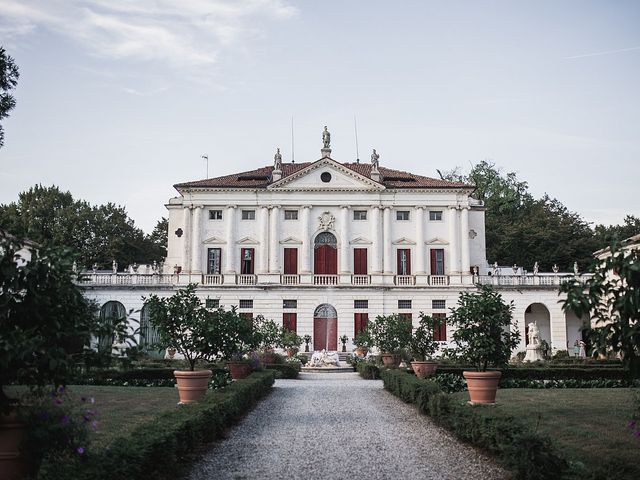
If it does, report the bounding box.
[524,321,543,362]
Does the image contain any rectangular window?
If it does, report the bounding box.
[353,248,368,275]
[432,299,446,309]
[429,210,443,221]
[353,210,367,220]
[354,300,368,309]
[396,210,410,221]
[283,299,298,309]
[240,248,255,274]
[284,248,298,275]
[241,210,255,220]
[430,249,445,275]
[397,249,412,275]
[205,298,220,309]
[284,210,298,220]
[354,312,369,336]
[209,209,223,220]
[207,248,221,275]
[283,313,297,332]
[433,313,447,341]
[239,299,253,309]
[398,300,412,309]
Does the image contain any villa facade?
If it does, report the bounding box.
[81,131,589,354]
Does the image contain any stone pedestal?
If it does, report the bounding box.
[321,148,332,158]
[523,344,544,362]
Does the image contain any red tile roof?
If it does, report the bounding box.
[174,160,471,191]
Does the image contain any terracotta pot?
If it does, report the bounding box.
[381,353,398,367]
[286,347,299,358]
[173,370,212,404]
[463,371,502,404]
[227,362,252,380]
[355,347,368,357]
[411,361,438,379]
[0,409,37,480]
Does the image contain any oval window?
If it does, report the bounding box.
[321,172,332,183]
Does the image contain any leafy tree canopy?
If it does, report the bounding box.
[0,184,166,269]
[0,46,19,148]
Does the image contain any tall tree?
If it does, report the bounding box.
[594,215,640,248]
[0,47,19,148]
[149,217,168,258]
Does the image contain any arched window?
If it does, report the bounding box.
[314,232,337,248]
[314,232,337,274]
[314,303,338,318]
[98,301,126,353]
[140,304,161,354]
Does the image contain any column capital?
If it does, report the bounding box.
[414,205,427,210]
[226,205,237,209]
[260,205,270,210]
[195,204,204,209]
[302,205,313,210]
[383,205,393,210]
[340,205,351,210]
[269,204,281,210]
[461,205,471,210]
[448,205,458,210]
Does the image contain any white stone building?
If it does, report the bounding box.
[81,131,590,355]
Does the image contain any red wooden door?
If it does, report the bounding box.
[314,245,337,274]
[433,313,447,341]
[283,313,297,332]
[397,249,411,275]
[313,317,338,351]
[353,248,368,275]
[354,313,369,336]
[430,249,445,275]
[284,248,298,274]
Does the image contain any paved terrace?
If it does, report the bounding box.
[186,372,507,480]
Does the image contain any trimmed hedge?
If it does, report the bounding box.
[436,367,628,381]
[38,371,276,480]
[356,362,380,380]
[265,363,300,379]
[381,369,568,480]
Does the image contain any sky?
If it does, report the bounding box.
[0,0,638,233]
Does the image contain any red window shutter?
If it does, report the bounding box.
[354,313,369,336]
[283,313,297,332]
[354,248,367,275]
[433,313,446,341]
[397,250,402,274]
[406,250,411,275]
[284,248,298,274]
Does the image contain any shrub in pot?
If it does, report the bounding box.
[0,234,97,478]
[448,285,520,404]
[368,314,412,367]
[281,330,303,357]
[352,330,371,356]
[216,311,261,379]
[254,316,283,364]
[410,314,440,378]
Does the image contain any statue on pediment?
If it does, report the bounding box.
[322,126,331,148]
[371,149,380,169]
[274,148,282,171]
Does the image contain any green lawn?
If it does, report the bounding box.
[452,388,640,475]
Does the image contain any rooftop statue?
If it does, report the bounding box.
[371,149,380,169]
[322,126,331,148]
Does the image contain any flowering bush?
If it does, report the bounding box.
[20,386,97,465]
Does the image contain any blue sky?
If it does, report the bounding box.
[1,0,638,233]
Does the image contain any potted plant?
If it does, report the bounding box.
[254,316,282,364]
[214,309,259,379]
[0,235,97,479]
[226,351,261,379]
[303,334,312,352]
[146,285,219,403]
[410,314,440,378]
[368,314,412,367]
[339,334,349,352]
[448,285,520,404]
[352,330,371,357]
[281,330,303,357]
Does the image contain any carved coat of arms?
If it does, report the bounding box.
[318,211,335,230]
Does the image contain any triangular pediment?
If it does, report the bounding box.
[426,237,449,245]
[202,235,226,245]
[280,236,303,245]
[350,236,372,245]
[393,237,416,245]
[268,157,385,191]
[236,236,260,245]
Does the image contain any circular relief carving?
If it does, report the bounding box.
[175,228,183,237]
[320,172,332,183]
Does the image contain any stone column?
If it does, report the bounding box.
[371,206,382,273]
[383,206,393,274]
[182,206,191,272]
[191,205,203,273]
[224,205,237,273]
[301,205,312,273]
[269,205,281,273]
[448,206,459,274]
[258,206,269,273]
[460,206,471,275]
[415,206,426,274]
[339,205,350,273]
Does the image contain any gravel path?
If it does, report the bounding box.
[186,372,508,480]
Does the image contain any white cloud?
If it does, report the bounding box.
[0,0,297,68]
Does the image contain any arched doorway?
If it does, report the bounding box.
[314,232,337,275]
[524,303,552,351]
[98,301,126,354]
[140,304,163,359]
[565,311,589,355]
[314,304,338,351]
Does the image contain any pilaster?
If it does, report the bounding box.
[190,205,203,273]
[301,205,312,273]
[339,205,350,274]
[224,205,237,274]
[269,205,281,273]
[383,206,393,274]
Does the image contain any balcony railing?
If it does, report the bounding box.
[281,274,299,285]
[202,274,223,285]
[313,275,338,285]
[352,275,371,285]
[476,274,589,287]
[237,274,257,285]
[394,275,415,286]
[428,275,449,286]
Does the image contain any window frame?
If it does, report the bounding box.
[209,209,223,220]
[429,210,443,221]
[284,209,299,220]
[241,209,256,220]
[398,299,412,309]
[353,210,367,221]
[396,210,410,221]
[239,299,253,309]
[207,248,222,275]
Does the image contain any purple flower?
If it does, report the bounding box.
[91,420,98,430]
[76,447,85,455]
[57,385,65,394]
[629,420,637,429]
[634,431,640,438]
[60,415,70,425]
